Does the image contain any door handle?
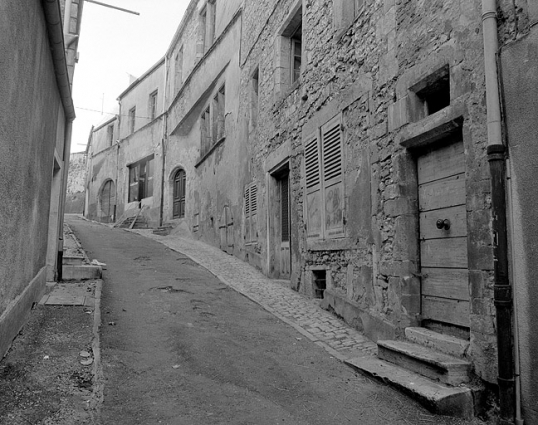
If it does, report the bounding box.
[436,219,451,230]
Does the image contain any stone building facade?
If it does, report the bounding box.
[65,152,87,214]
[84,0,535,420]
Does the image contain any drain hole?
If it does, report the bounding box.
[312,270,326,299]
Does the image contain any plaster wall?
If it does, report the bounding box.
[164,12,243,251]
[500,26,538,425]
[0,1,65,357]
[91,117,118,155]
[118,61,165,140]
[65,152,87,214]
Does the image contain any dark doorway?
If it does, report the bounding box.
[173,169,186,218]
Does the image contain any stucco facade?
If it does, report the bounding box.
[84,0,535,420]
[0,0,78,359]
[499,4,538,422]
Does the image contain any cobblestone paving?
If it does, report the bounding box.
[130,229,377,361]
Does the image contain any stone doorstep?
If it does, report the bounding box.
[377,340,471,386]
[345,356,474,419]
[62,265,102,280]
[405,327,469,358]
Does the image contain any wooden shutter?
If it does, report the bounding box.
[244,186,251,242]
[250,184,257,242]
[304,132,322,239]
[321,115,344,237]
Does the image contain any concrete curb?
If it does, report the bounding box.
[89,279,104,423]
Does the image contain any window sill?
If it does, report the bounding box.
[307,237,352,251]
[195,135,226,168]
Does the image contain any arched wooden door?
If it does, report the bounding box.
[173,169,186,218]
[100,180,115,223]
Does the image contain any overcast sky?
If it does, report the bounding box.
[71,0,190,153]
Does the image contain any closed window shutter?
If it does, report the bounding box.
[244,186,251,242]
[250,184,257,242]
[321,115,344,237]
[304,132,322,239]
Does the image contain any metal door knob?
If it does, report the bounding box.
[436,219,451,230]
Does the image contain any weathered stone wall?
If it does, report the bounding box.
[235,0,529,384]
[65,152,87,214]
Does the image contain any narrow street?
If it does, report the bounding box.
[66,216,482,425]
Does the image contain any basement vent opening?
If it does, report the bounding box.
[312,270,326,299]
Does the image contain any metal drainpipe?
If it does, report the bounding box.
[482,1,515,423]
[159,55,169,228]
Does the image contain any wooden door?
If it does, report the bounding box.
[418,140,469,328]
[173,169,186,218]
[280,173,291,278]
[100,180,115,223]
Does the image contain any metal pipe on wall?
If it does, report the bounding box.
[481,0,516,423]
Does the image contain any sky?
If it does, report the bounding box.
[71,0,191,153]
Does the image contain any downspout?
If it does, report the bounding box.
[482,1,515,424]
[159,55,169,227]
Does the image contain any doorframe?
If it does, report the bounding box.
[400,117,466,328]
[264,141,291,279]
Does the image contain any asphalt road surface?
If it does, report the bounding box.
[68,216,483,425]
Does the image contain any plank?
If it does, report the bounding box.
[421,268,469,301]
[419,205,467,239]
[419,174,465,212]
[418,141,465,185]
[422,296,470,327]
[420,238,468,268]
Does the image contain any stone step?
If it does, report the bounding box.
[377,340,471,386]
[345,356,474,418]
[405,327,469,358]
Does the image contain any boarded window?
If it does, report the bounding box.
[304,114,344,240]
[128,155,154,202]
[174,46,183,92]
[244,183,258,243]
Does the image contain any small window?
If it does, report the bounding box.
[128,155,154,202]
[175,46,183,92]
[197,0,216,58]
[276,3,303,96]
[290,24,302,84]
[128,107,136,134]
[409,65,451,122]
[107,124,114,146]
[250,68,259,131]
[149,90,158,121]
[333,0,364,33]
[201,106,211,157]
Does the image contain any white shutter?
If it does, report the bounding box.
[321,114,344,237]
[304,131,322,239]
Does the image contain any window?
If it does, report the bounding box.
[411,65,450,121]
[333,0,364,33]
[244,183,258,243]
[200,84,225,158]
[197,0,216,58]
[174,46,183,91]
[128,155,154,202]
[200,106,211,157]
[290,24,302,84]
[149,90,158,121]
[276,3,303,96]
[107,124,114,146]
[304,114,344,240]
[128,107,136,134]
[249,67,259,131]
